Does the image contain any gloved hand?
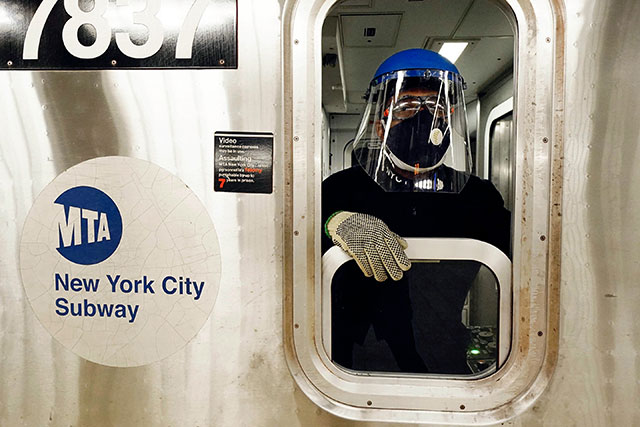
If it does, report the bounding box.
[325,211,411,282]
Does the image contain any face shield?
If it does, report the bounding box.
[353,69,471,193]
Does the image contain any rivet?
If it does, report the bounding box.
[540,235,546,241]
[293,136,299,142]
[219,59,225,65]
[545,37,551,43]
[7,60,13,67]
[542,137,548,143]
[294,39,299,45]
[111,60,117,66]
[460,404,466,410]
[294,323,299,329]
[538,331,544,336]
[294,230,299,236]
[367,401,372,406]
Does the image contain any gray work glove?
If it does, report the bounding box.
[325,211,411,282]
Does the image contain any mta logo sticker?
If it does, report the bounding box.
[20,156,221,367]
[54,186,122,265]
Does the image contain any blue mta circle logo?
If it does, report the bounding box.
[54,186,123,265]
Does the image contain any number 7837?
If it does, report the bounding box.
[23,0,214,60]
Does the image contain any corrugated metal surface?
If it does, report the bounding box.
[511,0,640,425]
[0,1,311,425]
[0,0,639,425]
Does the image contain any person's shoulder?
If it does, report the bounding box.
[323,166,369,188]
[460,173,506,207]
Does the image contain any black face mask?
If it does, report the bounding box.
[385,108,451,169]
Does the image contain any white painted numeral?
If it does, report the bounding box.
[176,0,210,59]
[115,0,164,59]
[23,0,58,59]
[62,0,111,59]
[23,0,214,61]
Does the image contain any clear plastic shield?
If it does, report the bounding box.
[353,70,471,192]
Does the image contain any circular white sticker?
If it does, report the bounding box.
[20,157,221,367]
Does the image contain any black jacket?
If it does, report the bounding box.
[322,165,510,374]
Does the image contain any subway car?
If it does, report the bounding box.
[0,0,638,425]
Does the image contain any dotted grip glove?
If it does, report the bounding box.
[325,211,411,282]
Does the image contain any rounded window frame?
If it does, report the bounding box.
[283,0,564,423]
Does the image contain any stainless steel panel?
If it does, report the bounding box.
[1,0,640,425]
[0,1,306,426]
[512,0,640,425]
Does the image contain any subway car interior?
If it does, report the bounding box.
[320,0,515,378]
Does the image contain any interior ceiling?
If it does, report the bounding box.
[322,0,515,114]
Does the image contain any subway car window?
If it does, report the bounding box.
[321,0,515,377]
[489,112,514,212]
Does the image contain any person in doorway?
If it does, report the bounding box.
[322,49,510,374]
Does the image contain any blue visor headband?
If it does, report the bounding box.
[371,69,466,88]
[365,69,466,101]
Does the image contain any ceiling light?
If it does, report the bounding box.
[438,42,469,64]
